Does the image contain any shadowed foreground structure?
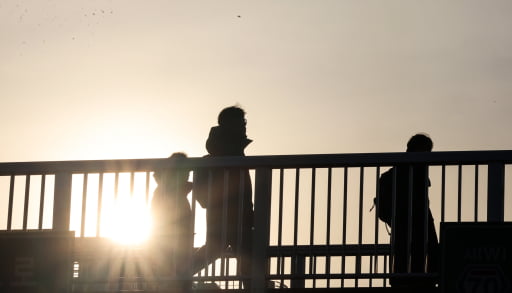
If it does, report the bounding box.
[1,150,511,292]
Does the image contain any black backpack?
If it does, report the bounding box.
[374,168,394,225]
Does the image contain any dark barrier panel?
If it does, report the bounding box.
[0,230,74,293]
[441,222,512,293]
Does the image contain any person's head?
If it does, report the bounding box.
[218,106,246,130]
[153,152,190,184]
[406,133,433,152]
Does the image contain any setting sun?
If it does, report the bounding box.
[68,172,205,246]
[103,197,152,245]
[69,172,156,244]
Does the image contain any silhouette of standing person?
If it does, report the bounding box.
[192,106,254,289]
[150,152,193,292]
[388,134,439,288]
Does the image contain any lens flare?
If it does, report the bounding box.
[104,197,152,245]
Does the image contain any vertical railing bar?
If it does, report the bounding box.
[377,168,385,286]
[22,175,31,230]
[293,168,300,248]
[341,167,348,287]
[487,162,505,222]
[7,175,15,231]
[130,171,135,198]
[251,167,273,293]
[457,165,462,222]
[96,172,104,237]
[356,167,364,287]
[406,165,414,273]
[474,165,479,222]
[53,173,72,231]
[441,165,446,223]
[171,168,181,286]
[114,172,119,200]
[384,253,389,287]
[80,174,88,238]
[38,174,46,230]
[326,167,332,288]
[129,175,144,281]
[387,167,398,287]
[423,165,430,275]
[52,172,73,231]
[190,171,197,261]
[172,168,186,285]
[280,256,285,289]
[145,171,151,204]
[292,168,303,288]
[235,169,245,286]
[221,169,229,286]
[382,255,387,288]
[186,169,200,288]
[286,255,290,289]
[312,256,317,288]
[278,169,285,287]
[145,170,155,283]
[372,166,381,287]
[309,168,316,288]
[202,169,215,279]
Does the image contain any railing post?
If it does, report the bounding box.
[487,163,505,222]
[53,172,73,231]
[291,255,305,288]
[251,168,272,293]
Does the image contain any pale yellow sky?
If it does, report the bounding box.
[1,0,512,162]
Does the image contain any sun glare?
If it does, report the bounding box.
[69,172,206,247]
[104,197,152,245]
[70,173,156,245]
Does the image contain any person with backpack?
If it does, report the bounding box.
[375,134,439,288]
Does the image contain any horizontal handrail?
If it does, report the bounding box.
[268,244,391,256]
[1,150,511,175]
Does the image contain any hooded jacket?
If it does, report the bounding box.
[199,125,254,245]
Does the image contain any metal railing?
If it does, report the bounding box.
[0,150,511,292]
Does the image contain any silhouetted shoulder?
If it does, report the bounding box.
[206,126,252,156]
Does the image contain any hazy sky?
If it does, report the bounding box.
[2,1,512,162]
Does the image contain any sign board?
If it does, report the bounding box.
[0,230,74,293]
[441,222,512,293]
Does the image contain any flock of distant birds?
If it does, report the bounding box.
[12,3,243,47]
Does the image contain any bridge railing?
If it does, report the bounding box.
[0,150,511,292]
